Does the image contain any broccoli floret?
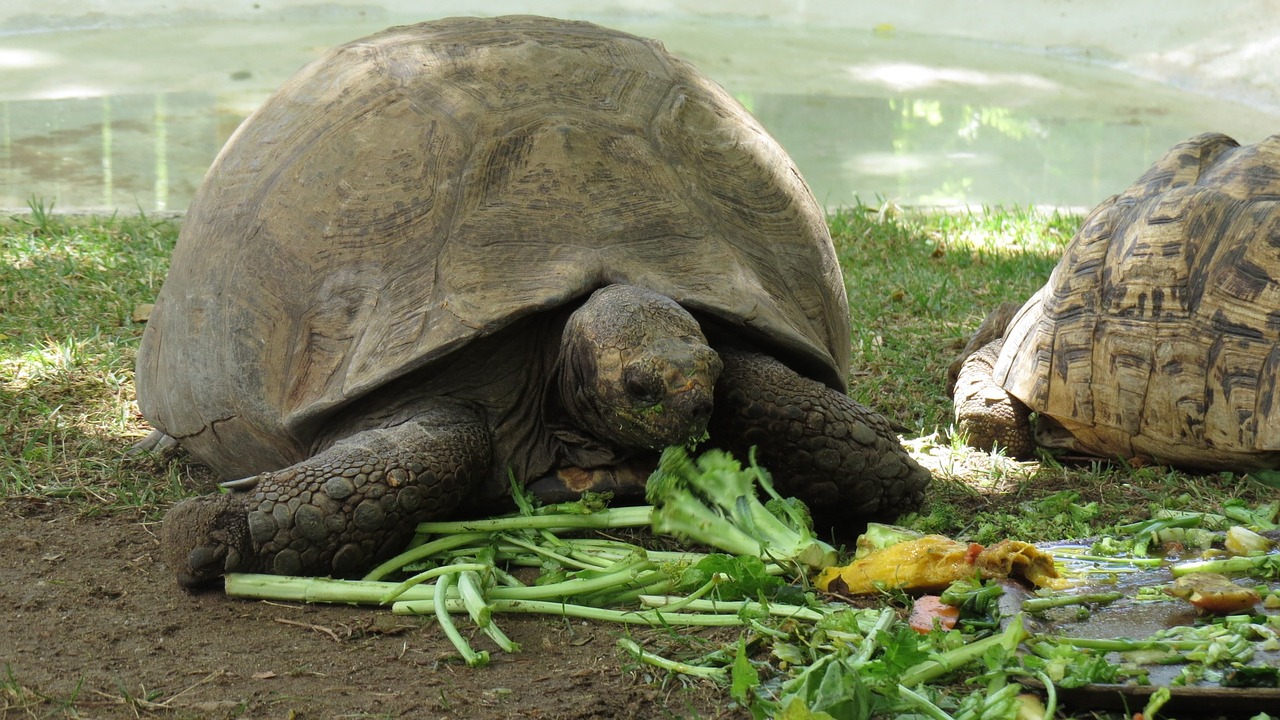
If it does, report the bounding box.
[645,447,837,571]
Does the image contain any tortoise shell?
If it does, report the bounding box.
[134,15,849,479]
[994,132,1280,469]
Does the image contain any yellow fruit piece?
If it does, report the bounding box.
[978,539,1068,591]
[816,536,1066,595]
[1167,572,1261,613]
[816,535,977,594]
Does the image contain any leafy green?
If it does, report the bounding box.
[939,577,1005,629]
[1222,498,1279,530]
[689,554,787,601]
[730,638,761,706]
[646,447,837,572]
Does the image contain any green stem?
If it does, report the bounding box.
[415,506,654,535]
[1051,551,1165,568]
[900,614,1028,687]
[967,681,1021,720]
[363,531,489,581]
[379,563,490,604]
[617,638,728,681]
[480,621,520,654]
[487,558,660,602]
[591,570,678,606]
[637,596,825,622]
[1044,636,1207,652]
[226,573,428,605]
[537,535,628,570]
[1022,592,1124,613]
[565,540,726,568]
[230,559,670,608]
[456,569,493,627]
[896,684,956,720]
[854,608,897,665]
[392,597,750,626]
[1170,554,1279,577]
[633,578,718,614]
[496,532,607,570]
[434,572,488,667]
[1143,687,1172,719]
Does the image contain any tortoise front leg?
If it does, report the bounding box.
[951,337,1036,457]
[948,302,1035,457]
[162,405,490,588]
[707,351,931,523]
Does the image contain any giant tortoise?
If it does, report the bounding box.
[137,15,931,587]
[952,132,1280,471]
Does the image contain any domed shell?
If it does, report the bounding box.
[994,132,1280,469]
[135,15,850,478]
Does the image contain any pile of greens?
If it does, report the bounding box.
[227,447,1280,720]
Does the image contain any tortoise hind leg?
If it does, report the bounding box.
[162,404,490,588]
[707,351,931,523]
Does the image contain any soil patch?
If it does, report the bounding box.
[0,500,743,719]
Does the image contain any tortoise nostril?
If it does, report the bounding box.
[691,400,713,426]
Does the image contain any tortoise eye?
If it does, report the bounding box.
[623,369,662,406]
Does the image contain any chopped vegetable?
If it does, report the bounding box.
[816,534,979,594]
[976,540,1067,590]
[1020,591,1123,614]
[1225,525,1274,556]
[218,460,1280,716]
[1166,572,1261,613]
[907,595,960,633]
[855,522,924,559]
[1170,553,1280,579]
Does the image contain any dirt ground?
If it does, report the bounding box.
[0,499,746,719]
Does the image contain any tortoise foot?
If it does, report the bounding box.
[709,351,932,525]
[948,304,1036,457]
[163,493,257,588]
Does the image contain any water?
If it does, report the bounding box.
[3,13,1279,213]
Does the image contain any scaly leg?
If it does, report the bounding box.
[707,351,931,523]
[162,404,490,587]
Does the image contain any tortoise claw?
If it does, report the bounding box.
[127,428,181,456]
[219,475,263,490]
[162,494,257,589]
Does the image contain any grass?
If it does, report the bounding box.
[0,204,205,511]
[833,202,1073,430]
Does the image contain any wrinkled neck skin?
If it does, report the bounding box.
[555,284,722,453]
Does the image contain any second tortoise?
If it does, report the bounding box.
[953,132,1280,472]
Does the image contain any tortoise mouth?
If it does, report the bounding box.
[623,386,716,450]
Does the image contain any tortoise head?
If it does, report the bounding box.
[558,284,722,450]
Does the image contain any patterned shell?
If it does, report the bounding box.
[995,132,1280,469]
[135,16,849,478]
